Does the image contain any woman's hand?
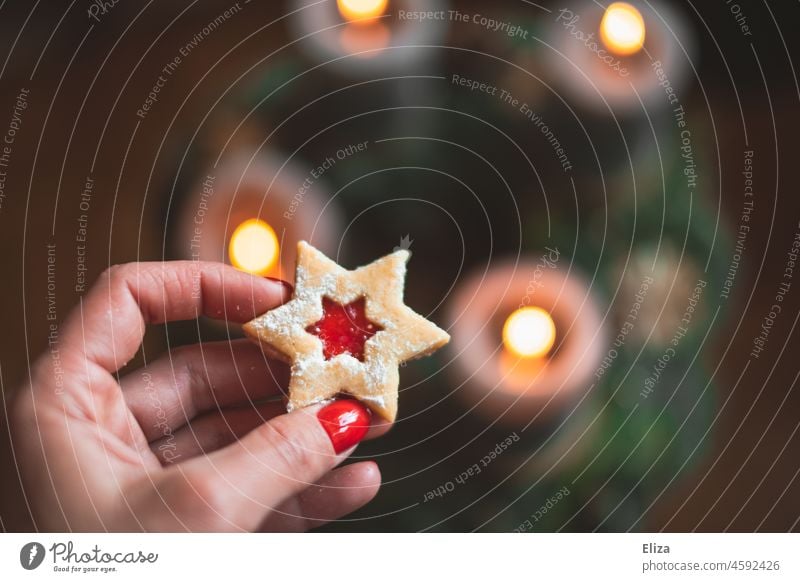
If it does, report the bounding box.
[11,262,383,531]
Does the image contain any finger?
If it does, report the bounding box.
[155,399,372,531]
[120,339,289,441]
[149,401,285,464]
[259,461,381,532]
[365,416,393,440]
[58,261,292,375]
[149,395,390,463]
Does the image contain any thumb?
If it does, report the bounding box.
[156,399,371,531]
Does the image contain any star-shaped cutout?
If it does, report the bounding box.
[243,241,450,421]
[305,297,383,361]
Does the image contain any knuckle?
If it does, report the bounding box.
[172,345,208,409]
[256,419,318,476]
[96,264,137,301]
[185,473,225,512]
[100,263,127,286]
[171,344,199,372]
[163,472,235,531]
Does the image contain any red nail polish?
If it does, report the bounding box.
[317,399,371,454]
[265,277,294,296]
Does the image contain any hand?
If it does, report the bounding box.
[11,262,385,531]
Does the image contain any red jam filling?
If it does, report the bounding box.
[306,297,383,361]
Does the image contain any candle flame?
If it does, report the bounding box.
[600,2,646,56]
[229,218,279,276]
[337,0,388,24]
[503,307,556,359]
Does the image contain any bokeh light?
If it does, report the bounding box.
[337,0,388,24]
[502,307,557,359]
[599,2,646,56]
[228,218,280,276]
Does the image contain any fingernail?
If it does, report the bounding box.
[265,277,294,297]
[317,399,371,454]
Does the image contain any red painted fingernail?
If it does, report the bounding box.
[265,277,294,297]
[317,399,371,454]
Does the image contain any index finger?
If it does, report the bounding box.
[59,261,290,373]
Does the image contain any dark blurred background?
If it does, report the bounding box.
[1,0,799,532]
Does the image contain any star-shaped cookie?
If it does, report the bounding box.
[243,241,450,421]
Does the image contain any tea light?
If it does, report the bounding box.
[544,0,693,113]
[446,258,606,427]
[174,149,342,285]
[288,0,449,78]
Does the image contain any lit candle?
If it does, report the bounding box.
[599,2,646,57]
[173,150,342,286]
[288,0,449,77]
[228,218,280,277]
[446,257,606,427]
[545,0,693,113]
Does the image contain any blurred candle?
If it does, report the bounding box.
[446,257,606,427]
[544,0,692,113]
[288,0,449,78]
[174,150,342,286]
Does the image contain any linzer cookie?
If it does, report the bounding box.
[243,241,450,421]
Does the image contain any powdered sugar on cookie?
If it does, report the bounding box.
[243,241,450,421]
